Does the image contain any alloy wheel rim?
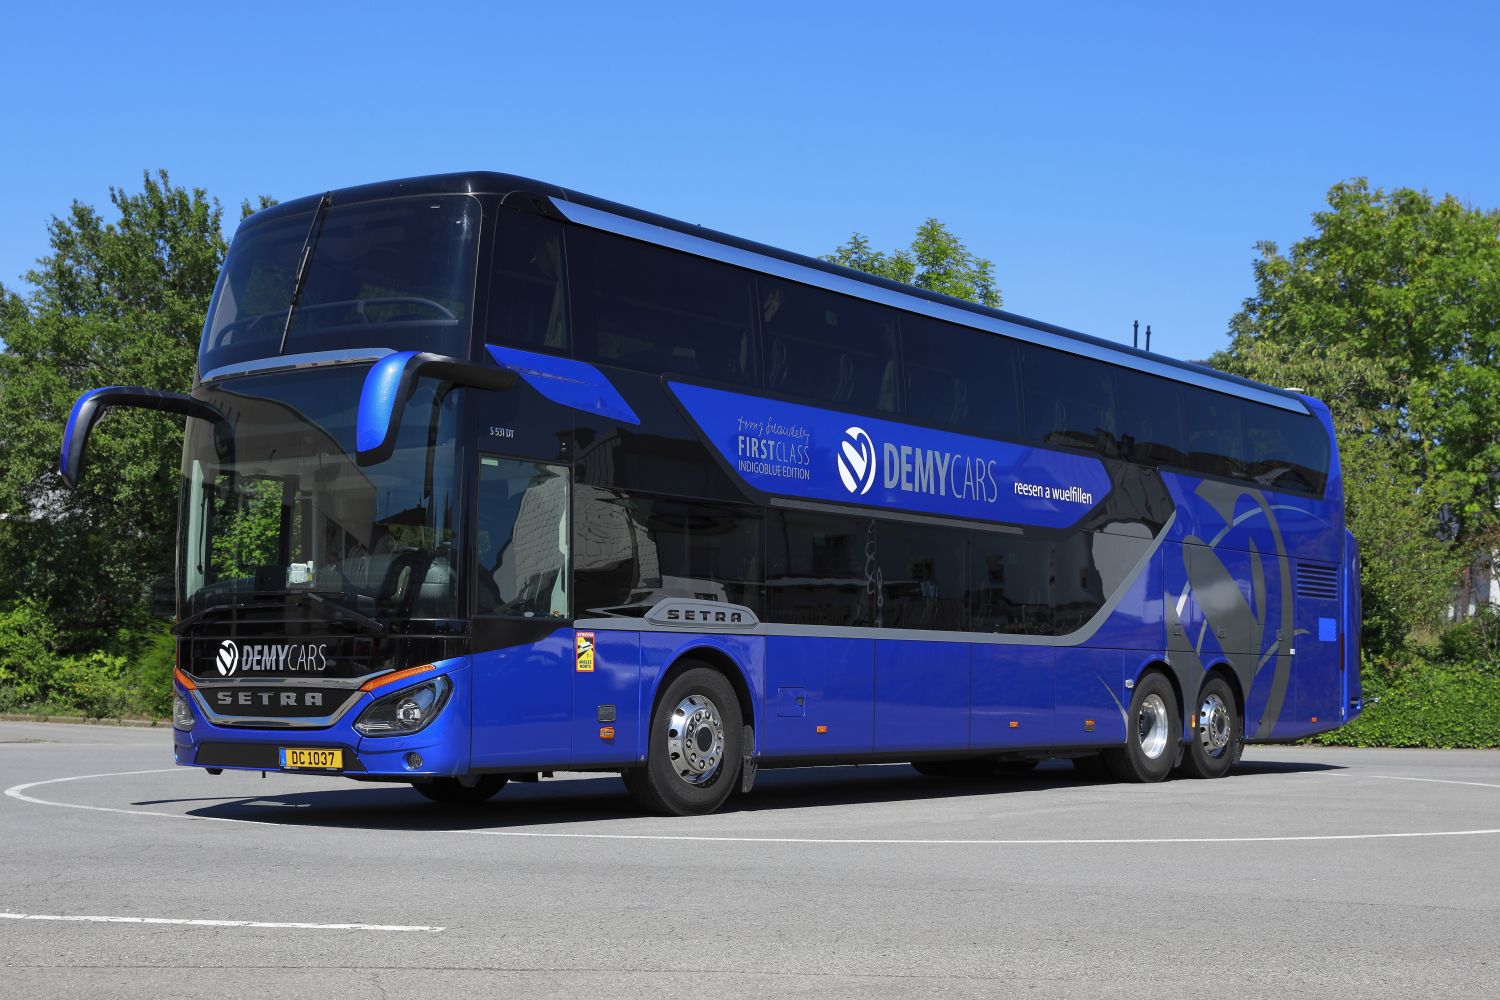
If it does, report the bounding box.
[666,694,726,786]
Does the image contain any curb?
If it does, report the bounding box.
[0,713,167,729]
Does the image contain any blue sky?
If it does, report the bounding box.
[2,1,1496,363]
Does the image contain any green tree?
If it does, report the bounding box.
[1216,179,1500,532]
[0,171,272,648]
[826,219,1002,308]
[1212,179,1500,646]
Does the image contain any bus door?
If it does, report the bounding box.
[1292,559,1344,728]
[469,456,575,768]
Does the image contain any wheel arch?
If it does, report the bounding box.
[649,644,757,743]
[1134,658,1184,734]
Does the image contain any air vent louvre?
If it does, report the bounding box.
[1296,562,1339,601]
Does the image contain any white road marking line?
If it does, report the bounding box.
[0,912,441,932]
[6,768,1500,847]
[1367,774,1500,791]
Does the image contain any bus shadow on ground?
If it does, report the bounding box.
[172,757,1344,833]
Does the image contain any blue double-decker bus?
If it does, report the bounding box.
[59,173,1361,815]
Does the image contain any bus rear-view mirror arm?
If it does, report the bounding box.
[59,387,228,489]
[355,351,519,466]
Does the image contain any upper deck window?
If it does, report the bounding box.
[201,195,480,374]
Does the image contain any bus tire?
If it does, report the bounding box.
[625,667,742,816]
[412,775,508,805]
[1179,676,1241,779]
[1102,672,1180,783]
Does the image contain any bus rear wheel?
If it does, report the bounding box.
[1102,672,1180,783]
[412,775,508,806]
[625,667,743,816]
[1178,676,1241,779]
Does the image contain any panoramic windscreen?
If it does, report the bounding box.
[199,195,480,373]
[178,368,461,623]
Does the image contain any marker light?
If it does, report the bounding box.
[359,663,436,693]
[354,676,451,737]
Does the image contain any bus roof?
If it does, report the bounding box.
[250,171,1307,411]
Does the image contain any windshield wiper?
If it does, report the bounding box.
[291,590,387,634]
[172,588,386,636]
[277,191,333,355]
[171,602,241,636]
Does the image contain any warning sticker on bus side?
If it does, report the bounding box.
[575,631,595,673]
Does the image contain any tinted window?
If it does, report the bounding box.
[1021,346,1119,454]
[1114,368,1186,466]
[969,530,1054,634]
[876,521,969,630]
[474,459,570,619]
[1181,388,1248,480]
[203,196,479,373]
[901,315,1022,439]
[766,510,875,626]
[1243,403,1329,494]
[570,228,757,385]
[487,210,568,353]
[573,487,763,617]
[761,278,900,412]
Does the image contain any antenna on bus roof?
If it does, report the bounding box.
[1133,320,1139,349]
[1145,324,1152,352]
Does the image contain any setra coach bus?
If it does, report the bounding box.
[58,173,1362,815]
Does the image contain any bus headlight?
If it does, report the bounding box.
[172,692,195,731]
[354,676,452,737]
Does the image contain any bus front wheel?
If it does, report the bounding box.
[624,667,743,816]
[1102,672,1180,783]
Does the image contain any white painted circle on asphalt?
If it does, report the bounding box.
[6,767,1500,847]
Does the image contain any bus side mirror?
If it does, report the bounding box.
[59,386,227,488]
[355,351,518,466]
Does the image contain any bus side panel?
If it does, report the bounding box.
[970,644,1055,749]
[763,636,874,757]
[874,638,969,753]
[570,630,641,766]
[1053,647,1133,747]
[470,630,575,769]
[637,632,766,760]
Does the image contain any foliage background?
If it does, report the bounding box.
[0,172,1495,748]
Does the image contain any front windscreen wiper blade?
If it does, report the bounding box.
[172,602,241,636]
[292,590,387,634]
[173,588,386,636]
[277,191,333,355]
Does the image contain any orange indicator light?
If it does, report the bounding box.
[1009,721,1020,729]
[172,667,197,691]
[815,725,828,734]
[1310,716,1319,723]
[359,663,436,693]
[599,726,616,740]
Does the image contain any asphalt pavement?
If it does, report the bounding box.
[2,719,1497,999]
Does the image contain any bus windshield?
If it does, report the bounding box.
[199,194,480,374]
[177,367,461,624]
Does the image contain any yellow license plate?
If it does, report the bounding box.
[280,747,343,770]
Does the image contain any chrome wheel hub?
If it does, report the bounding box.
[1198,692,1233,759]
[666,694,725,786]
[1137,692,1170,760]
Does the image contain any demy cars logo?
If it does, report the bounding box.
[837,426,877,495]
[216,639,239,677]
